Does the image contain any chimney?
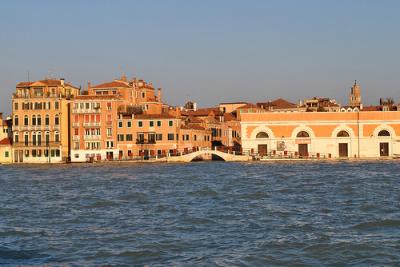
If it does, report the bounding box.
[87,81,92,95]
[157,88,162,102]
[60,78,65,87]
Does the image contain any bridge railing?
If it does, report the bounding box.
[253,150,332,160]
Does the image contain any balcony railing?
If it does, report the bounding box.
[13,141,61,147]
[72,109,101,114]
[83,122,101,127]
[83,135,101,141]
[136,139,156,145]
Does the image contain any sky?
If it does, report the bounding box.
[1,0,400,114]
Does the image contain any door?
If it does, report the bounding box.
[258,144,268,156]
[298,144,308,157]
[380,142,389,157]
[338,143,348,157]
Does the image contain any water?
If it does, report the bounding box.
[0,161,399,266]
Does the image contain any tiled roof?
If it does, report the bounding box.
[181,124,206,130]
[223,113,237,121]
[134,113,176,119]
[186,107,223,117]
[92,80,130,89]
[257,98,297,109]
[17,79,78,88]
[0,138,12,145]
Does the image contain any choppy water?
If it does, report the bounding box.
[0,161,400,266]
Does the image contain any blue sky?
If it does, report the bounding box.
[1,0,400,114]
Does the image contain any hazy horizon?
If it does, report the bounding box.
[1,0,400,115]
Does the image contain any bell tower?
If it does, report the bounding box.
[349,80,362,107]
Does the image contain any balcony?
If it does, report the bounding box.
[72,108,101,114]
[136,139,156,145]
[83,135,101,141]
[13,141,61,147]
[83,122,101,127]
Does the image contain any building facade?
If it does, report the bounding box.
[240,111,400,159]
[11,79,80,163]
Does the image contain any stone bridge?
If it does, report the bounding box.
[167,149,251,163]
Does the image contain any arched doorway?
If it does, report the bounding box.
[337,130,350,158]
[296,131,310,157]
[378,130,391,157]
[256,131,269,156]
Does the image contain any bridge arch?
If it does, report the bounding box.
[184,150,232,162]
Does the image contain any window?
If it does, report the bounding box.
[14,132,19,143]
[148,133,156,143]
[24,115,29,126]
[37,115,41,126]
[74,142,79,150]
[168,133,174,140]
[137,133,145,143]
[32,149,37,157]
[126,134,133,141]
[127,121,132,128]
[5,151,9,158]
[118,121,123,128]
[150,121,154,127]
[44,149,49,157]
[106,141,114,148]
[14,115,19,126]
[55,101,59,109]
[141,92,145,98]
[157,121,161,127]
[55,132,60,142]
[169,120,173,127]
[14,102,18,110]
[25,149,30,157]
[55,115,59,125]
[256,132,269,138]
[378,130,390,137]
[337,130,350,137]
[107,128,112,137]
[296,131,310,138]
[138,121,143,127]
[55,149,60,157]
[156,134,163,141]
[117,134,124,141]
[32,115,36,126]
[45,115,49,125]
[24,132,29,145]
[32,132,37,146]
[194,135,197,141]
[37,132,42,146]
[45,132,50,145]
[107,102,112,110]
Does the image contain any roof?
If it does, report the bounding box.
[257,98,297,109]
[0,138,12,145]
[219,101,248,105]
[224,113,237,121]
[74,95,123,100]
[239,103,258,109]
[186,107,223,117]
[17,79,78,89]
[134,113,176,119]
[181,124,206,130]
[92,80,130,89]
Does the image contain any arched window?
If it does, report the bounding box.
[378,130,390,137]
[32,115,36,126]
[24,115,29,126]
[14,115,19,126]
[296,131,310,138]
[55,115,59,125]
[256,132,269,138]
[37,115,41,126]
[337,130,350,137]
[45,132,50,145]
[45,115,50,126]
[24,132,29,145]
[14,132,19,143]
[54,131,60,143]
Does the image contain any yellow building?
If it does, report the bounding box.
[12,79,80,163]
